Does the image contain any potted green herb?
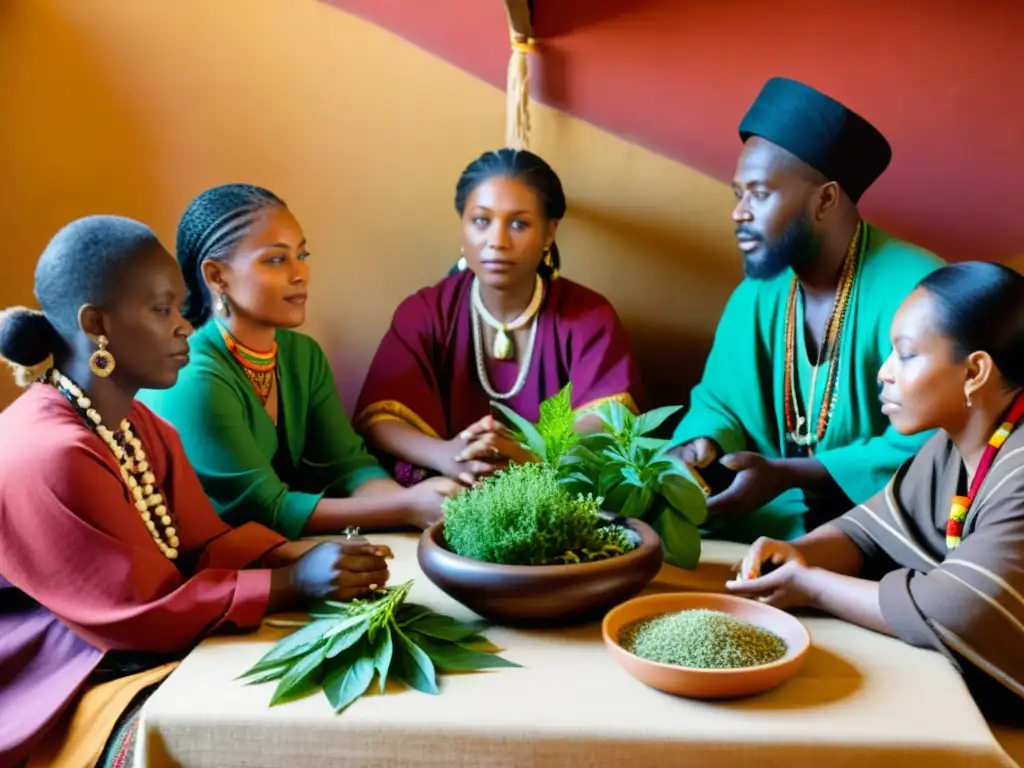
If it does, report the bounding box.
[239,580,518,713]
[417,461,663,625]
[442,462,634,566]
[493,384,708,569]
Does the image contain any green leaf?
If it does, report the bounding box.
[373,626,394,694]
[241,663,290,686]
[243,619,335,675]
[406,631,521,671]
[269,645,327,706]
[602,482,633,513]
[620,484,654,519]
[536,383,579,464]
[404,613,487,643]
[653,505,702,570]
[598,462,627,494]
[325,619,370,658]
[659,471,708,526]
[634,436,668,451]
[620,466,644,487]
[323,654,375,713]
[395,603,433,626]
[561,471,595,487]
[565,442,604,468]
[391,627,439,695]
[491,401,547,460]
[635,405,683,436]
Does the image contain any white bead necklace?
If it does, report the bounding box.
[471,274,544,360]
[49,368,180,560]
[471,294,541,401]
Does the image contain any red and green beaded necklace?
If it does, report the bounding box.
[216,322,277,405]
[946,391,1024,549]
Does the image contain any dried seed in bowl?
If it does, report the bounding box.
[620,609,787,669]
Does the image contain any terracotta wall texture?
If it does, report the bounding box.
[0,0,1020,411]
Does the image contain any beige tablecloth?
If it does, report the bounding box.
[136,536,1020,767]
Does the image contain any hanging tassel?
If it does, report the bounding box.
[506,35,536,150]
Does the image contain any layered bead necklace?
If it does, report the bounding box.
[217,322,277,405]
[48,368,180,560]
[783,222,862,452]
[471,275,544,401]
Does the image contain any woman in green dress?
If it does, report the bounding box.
[140,184,460,539]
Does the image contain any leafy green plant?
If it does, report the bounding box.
[568,399,707,568]
[442,462,633,565]
[239,580,518,712]
[491,383,578,467]
[492,385,708,569]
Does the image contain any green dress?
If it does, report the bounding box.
[138,322,389,539]
[672,223,944,543]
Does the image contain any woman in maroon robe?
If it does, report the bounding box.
[0,216,391,767]
[356,149,646,486]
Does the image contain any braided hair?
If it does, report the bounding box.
[453,148,567,278]
[0,215,163,386]
[176,183,287,327]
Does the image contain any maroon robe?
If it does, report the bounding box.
[0,385,286,766]
[355,272,645,477]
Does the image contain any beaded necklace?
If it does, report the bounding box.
[783,222,862,451]
[48,368,180,560]
[946,391,1024,549]
[217,322,277,405]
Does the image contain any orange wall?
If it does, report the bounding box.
[0,0,741,411]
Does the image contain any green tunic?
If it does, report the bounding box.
[138,322,389,539]
[672,223,944,543]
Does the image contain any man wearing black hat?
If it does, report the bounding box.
[670,77,944,544]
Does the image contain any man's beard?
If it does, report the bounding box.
[741,215,818,280]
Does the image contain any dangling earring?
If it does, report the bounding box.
[543,247,559,280]
[457,247,468,272]
[965,390,973,408]
[217,292,231,317]
[89,335,116,377]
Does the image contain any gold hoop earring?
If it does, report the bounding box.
[89,335,116,377]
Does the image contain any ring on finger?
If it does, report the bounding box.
[491,446,501,457]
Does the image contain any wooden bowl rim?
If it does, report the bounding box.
[419,516,662,576]
[602,592,811,676]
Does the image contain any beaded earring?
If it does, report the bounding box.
[543,247,559,280]
[89,335,116,377]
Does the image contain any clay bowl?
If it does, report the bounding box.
[417,518,663,626]
[603,592,810,699]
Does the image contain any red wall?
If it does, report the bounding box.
[325,0,1023,263]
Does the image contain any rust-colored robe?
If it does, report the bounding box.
[0,385,287,766]
[834,426,1024,720]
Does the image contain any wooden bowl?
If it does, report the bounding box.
[602,592,810,699]
[416,518,663,626]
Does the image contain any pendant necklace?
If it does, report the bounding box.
[471,275,544,361]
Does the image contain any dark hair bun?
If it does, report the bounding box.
[0,306,62,367]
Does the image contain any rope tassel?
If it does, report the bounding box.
[506,36,536,150]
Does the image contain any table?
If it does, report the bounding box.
[135,536,1020,767]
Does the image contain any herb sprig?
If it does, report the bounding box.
[239,581,520,712]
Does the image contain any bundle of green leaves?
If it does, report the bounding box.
[239,580,519,713]
[493,384,708,569]
[442,462,633,565]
